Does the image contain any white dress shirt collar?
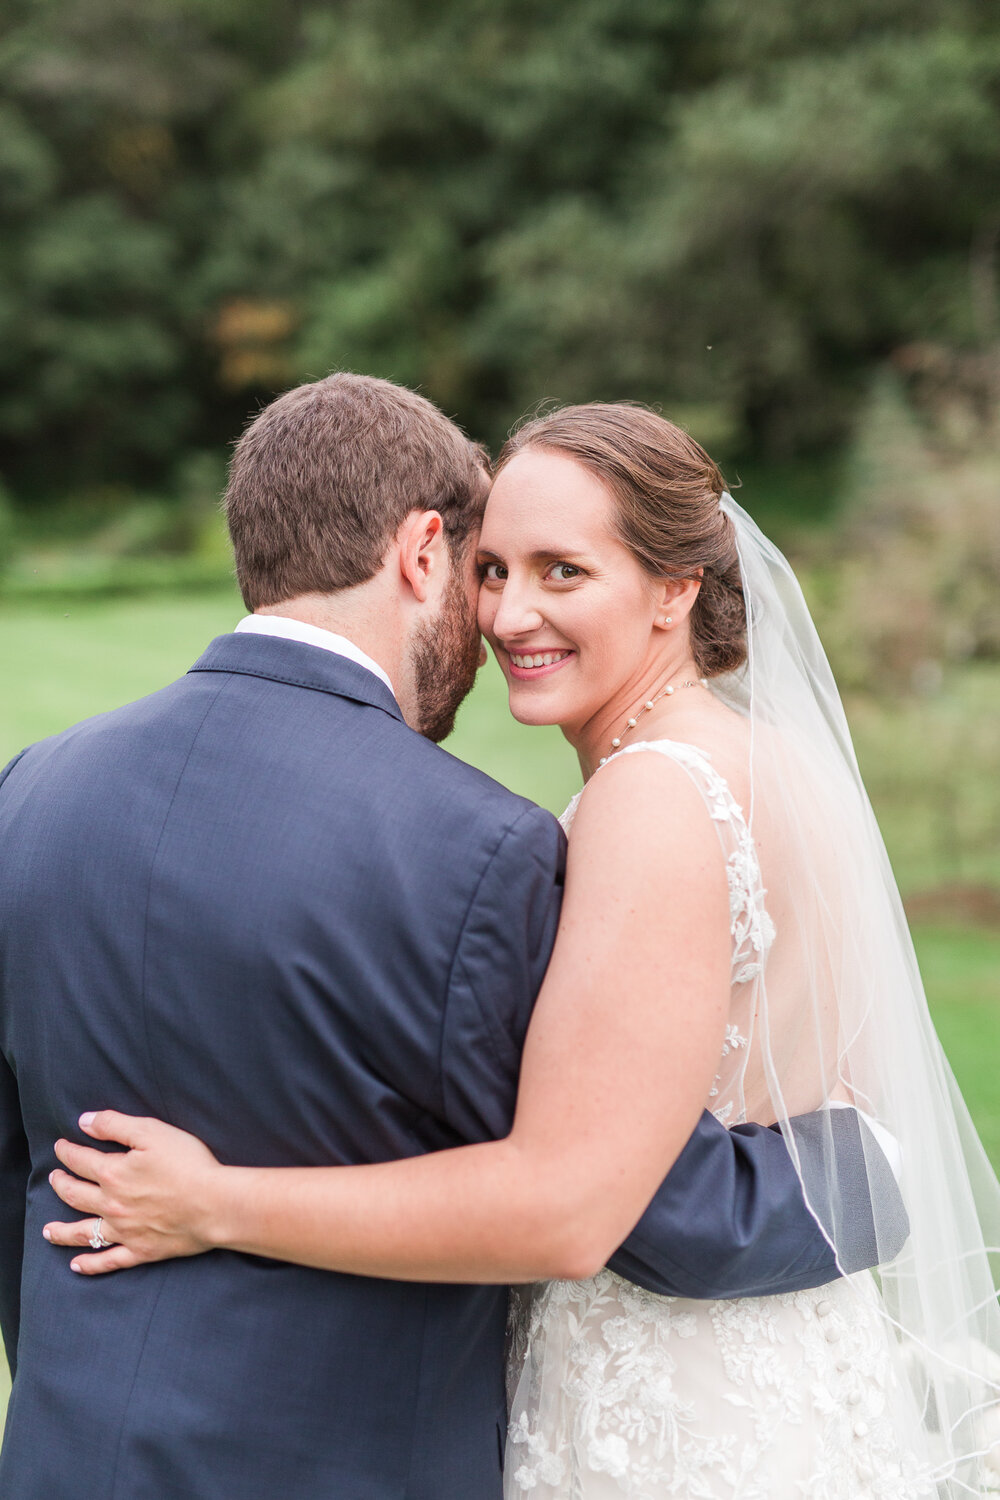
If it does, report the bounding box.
[234,615,396,699]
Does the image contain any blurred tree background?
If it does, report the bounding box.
[1,0,998,490]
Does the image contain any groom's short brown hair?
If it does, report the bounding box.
[225,372,491,610]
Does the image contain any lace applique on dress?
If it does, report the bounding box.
[506,1270,930,1500]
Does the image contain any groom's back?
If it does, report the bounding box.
[0,633,563,1500]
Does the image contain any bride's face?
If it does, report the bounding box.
[478,448,664,733]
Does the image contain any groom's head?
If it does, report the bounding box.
[224,373,491,741]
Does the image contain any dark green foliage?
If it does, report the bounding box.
[1,0,998,501]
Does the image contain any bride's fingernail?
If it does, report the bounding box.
[70,1260,82,1273]
[43,1228,52,1241]
[79,1112,96,1128]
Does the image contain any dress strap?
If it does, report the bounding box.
[606,740,775,986]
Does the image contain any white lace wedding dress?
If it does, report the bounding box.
[504,740,929,1500]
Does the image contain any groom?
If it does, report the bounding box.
[0,373,903,1499]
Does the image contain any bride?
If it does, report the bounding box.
[46,404,1000,1497]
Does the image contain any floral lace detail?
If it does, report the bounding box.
[508,743,930,1498]
[506,1272,933,1499]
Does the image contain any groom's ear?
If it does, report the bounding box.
[397,509,446,603]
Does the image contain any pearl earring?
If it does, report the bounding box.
[664,616,673,626]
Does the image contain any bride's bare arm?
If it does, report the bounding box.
[47,754,731,1282]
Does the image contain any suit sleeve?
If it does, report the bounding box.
[608,1107,909,1299]
[440,805,564,1143]
[0,1052,28,1377]
[0,748,32,1374]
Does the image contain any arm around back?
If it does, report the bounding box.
[50,751,735,1283]
[56,752,887,1288]
[609,1107,910,1299]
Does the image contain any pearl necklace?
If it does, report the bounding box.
[598,677,709,766]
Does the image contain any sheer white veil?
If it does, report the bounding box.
[719,490,1000,1492]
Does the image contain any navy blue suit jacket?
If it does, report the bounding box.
[0,634,901,1499]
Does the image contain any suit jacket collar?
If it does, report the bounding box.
[189,632,405,724]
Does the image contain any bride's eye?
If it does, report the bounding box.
[480,561,507,583]
[548,563,582,582]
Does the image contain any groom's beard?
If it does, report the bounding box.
[411,565,482,744]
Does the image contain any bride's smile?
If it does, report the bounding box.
[506,650,575,677]
[478,446,703,771]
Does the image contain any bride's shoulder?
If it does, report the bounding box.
[560,745,732,928]
[567,740,727,854]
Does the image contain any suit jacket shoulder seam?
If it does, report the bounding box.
[0,748,31,793]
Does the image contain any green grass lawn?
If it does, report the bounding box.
[910,925,1000,1166]
[1,588,998,1426]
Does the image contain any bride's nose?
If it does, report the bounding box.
[491,578,546,641]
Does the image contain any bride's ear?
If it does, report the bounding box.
[653,572,702,632]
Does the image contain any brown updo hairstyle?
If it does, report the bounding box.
[496,403,747,678]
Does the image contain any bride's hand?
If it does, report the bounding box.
[44,1111,225,1275]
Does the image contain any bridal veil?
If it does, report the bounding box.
[719,492,1000,1494]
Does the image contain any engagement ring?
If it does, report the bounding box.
[88,1218,113,1250]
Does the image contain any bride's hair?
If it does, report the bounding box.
[497,403,747,677]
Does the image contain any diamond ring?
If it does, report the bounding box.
[88,1218,114,1250]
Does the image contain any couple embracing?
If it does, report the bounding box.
[2,374,1000,1499]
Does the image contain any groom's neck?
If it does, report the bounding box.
[256,586,400,687]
